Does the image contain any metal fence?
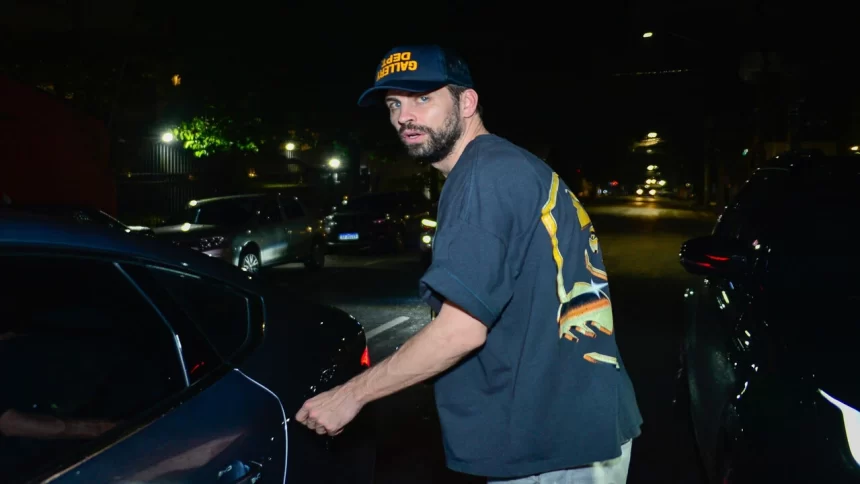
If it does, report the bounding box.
[113,139,326,225]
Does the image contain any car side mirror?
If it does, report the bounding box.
[679,235,752,277]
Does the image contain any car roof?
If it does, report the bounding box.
[759,153,859,173]
[191,193,268,204]
[0,210,262,292]
[189,193,306,206]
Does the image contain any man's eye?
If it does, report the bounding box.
[388,101,400,110]
[419,96,430,102]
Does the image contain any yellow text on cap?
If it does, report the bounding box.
[376,51,418,81]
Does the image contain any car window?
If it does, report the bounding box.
[164,199,257,227]
[0,255,187,482]
[260,199,283,223]
[714,170,790,243]
[142,266,252,362]
[283,198,305,219]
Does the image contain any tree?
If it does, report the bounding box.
[285,128,320,151]
[173,113,263,158]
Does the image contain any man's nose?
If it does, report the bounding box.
[397,105,416,126]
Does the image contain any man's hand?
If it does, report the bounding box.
[295,384,363,436]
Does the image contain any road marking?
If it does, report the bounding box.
[366,316,410,340]
[363,258,387,267]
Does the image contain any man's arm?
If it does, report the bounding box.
[350,301,487,404]
[295,301,487,435]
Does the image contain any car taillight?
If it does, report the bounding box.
[360,345,371,367]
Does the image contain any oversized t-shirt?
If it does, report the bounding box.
[419,134,642,479]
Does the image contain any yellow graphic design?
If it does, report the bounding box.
[566,190,591,229]
[540,172,617,367]
[558,282,614,341]
[585,249,607,281]
[376,52,419,81]
[589,227,599,254]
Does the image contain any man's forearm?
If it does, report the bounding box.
[346,305,486,405]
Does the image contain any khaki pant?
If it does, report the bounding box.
[488,440,632,484]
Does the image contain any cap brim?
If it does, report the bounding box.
[357,80,449,107]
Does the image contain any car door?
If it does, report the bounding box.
[255,197,290,265]
[0,253,286,484]
[685,169,788,476]
[282,197,312,258]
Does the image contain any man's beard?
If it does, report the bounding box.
[399,110,463,166]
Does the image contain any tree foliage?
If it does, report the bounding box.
[173,114,262,158]
[286,128,320,151]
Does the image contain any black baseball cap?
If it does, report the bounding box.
[357,45,474,107]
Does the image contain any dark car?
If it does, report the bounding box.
[8,203,155,237]
[154,193,326,272]
[677,154,860,483]
[0,211,375,484]
[324,191,434,253]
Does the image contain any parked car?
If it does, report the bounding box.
[154,193,326,272]
[324,191,433,253]
[676,154,860,483]
[0,211,375,484]
[8,203,154,237]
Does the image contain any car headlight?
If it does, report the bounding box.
[819,389,860,466]
[199,235,227,250]
[421,218,437,228]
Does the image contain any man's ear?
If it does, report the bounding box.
[460,89,480,118]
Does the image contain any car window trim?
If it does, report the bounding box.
[0,247,266,366]
[141,264,251,361]
[0,252,224,483]
[115,262,191,387]
[1,253,250,484]
[124,261,266,366]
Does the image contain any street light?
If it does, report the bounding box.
[647,132,658,139]
[286,142,296,151]
[161,131,175,143]
[851,146,859,151]
[642,32,653,38]
[328,158,341,169]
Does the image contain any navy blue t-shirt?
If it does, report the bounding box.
[419,134,642,479]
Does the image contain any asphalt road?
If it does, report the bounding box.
[269,197,718,483]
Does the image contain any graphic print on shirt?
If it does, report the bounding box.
[540,172,618,367]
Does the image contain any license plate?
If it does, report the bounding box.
[339,233,359,241]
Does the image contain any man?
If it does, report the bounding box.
[296,45,643,483]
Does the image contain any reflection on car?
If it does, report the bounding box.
[8,203,155,237]
[677,153,860,483]
[0,211,375,483]
[154,193,326,272]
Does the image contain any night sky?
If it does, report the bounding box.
[3,0,859,181]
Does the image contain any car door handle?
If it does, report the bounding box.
[218,460,262,484]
